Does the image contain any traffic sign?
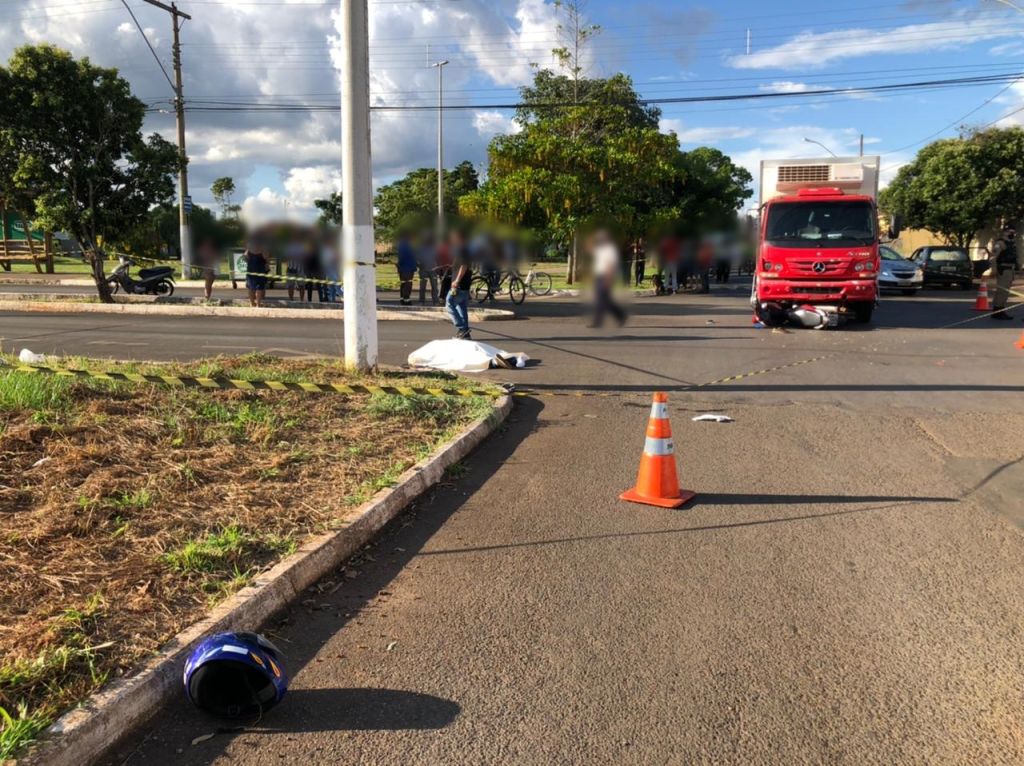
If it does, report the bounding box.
[183,195,193,215]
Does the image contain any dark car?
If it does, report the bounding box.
[908,246,973,290]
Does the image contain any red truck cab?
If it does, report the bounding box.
[756,157,882,324]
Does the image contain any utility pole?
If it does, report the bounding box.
[341,0,378,370]
[860,133,864,157]
[142,0,193,279]
[431,59,449,242]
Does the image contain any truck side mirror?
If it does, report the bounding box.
[887,215,903,240]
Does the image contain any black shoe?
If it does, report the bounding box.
[992,312,1013,320]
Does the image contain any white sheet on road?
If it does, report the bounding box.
[408,339,529,373]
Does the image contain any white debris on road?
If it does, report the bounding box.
[692,414,735,423]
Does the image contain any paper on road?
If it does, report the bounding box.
[408,339,529,373]
[692,414,734,423]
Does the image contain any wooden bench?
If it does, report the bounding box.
[0,238,54,273]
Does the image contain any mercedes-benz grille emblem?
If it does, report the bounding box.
[812,262,827,274]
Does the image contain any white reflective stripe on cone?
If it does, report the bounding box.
[644,437,674,456]
[650,403,669,419]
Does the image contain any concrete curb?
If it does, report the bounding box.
[19,394,513,766]
[0,299,514,322]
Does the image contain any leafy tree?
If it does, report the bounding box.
[461,70,754,281]
[210,177,239,220]
[123,202,243,258]
[0,44,178,301]
[373,161,479,242]
[880,127,1024,248]
[314,191,343,226]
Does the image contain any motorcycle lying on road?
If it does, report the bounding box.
[106,260,176,297]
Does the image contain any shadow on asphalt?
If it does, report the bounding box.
[415,496,959,558]
[476,326,698,387]
[108,397,545,765]
[238,688,460,732]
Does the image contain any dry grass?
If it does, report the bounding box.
[0,354,495,758]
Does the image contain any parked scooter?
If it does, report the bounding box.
[106,259,176,296]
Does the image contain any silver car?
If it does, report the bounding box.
[878,246,923,296]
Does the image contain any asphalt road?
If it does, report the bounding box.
[9,289,1024,764]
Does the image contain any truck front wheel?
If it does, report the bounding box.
[852,302,874,324]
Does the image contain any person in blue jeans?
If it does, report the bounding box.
[446,230,473,340]
[396,232,417,306]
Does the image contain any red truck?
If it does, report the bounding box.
[755,156,885,325]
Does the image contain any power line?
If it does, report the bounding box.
[162,71,1024,113]
[118,0,176,93]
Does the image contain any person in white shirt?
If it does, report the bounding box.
[588,230,627,328]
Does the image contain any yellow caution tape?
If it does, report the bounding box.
[12,365,500,398]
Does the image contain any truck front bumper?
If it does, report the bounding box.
[757,278,877,304]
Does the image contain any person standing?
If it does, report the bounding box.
[446,230,473,340]
[633,241,646,287]
[437,236,453,300]
[658,234,681,294]
[320,231,341,303]
[417,233,439,306]
[196,237,219,300]
[991,224,1018,320]
[244,240,269,308]
[284,238,305,302]
[396,232,417,306]
[588,230,627,328]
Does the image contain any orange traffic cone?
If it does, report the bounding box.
[620,392,696,509]
[972,282,991,311]
[1015,331,1024,350]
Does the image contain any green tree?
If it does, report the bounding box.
[314,191,343,226]
[210,177,239,220]
[461,71,742,280]
[123,202,243,258]
[373,161,479,242]
[0,44,178,301]
[880,127,1024,248]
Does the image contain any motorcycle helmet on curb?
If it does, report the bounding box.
[184,632,288,719]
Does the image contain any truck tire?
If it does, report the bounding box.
[852,302,874,324]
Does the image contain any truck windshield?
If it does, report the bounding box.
[765,201,875,248]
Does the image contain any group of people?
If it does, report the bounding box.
[241,234,341,309]
[395,232,454,308]
[395,229,474,339]
[641,234,744,295]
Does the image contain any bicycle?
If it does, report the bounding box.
[523,268,553,296]
[472,269,527,305]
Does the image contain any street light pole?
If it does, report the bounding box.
[432,60,449,242]
[142,0,193,280]
[803,137,839,158]
[341,0,378,371]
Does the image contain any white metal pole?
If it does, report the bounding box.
[341,0,378,371]
[433,60,449,241]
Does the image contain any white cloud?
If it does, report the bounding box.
[729,14,1024,70]
[991,41,1024,56]
[240,187,291,224]
[283,166,342,210]
[473,111,521,137]
[661,119,755,144]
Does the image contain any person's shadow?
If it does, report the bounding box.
[243,688,460,733]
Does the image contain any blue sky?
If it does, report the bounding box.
[1,0,1023,219]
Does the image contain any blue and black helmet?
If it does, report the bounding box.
[183,632,288,719]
